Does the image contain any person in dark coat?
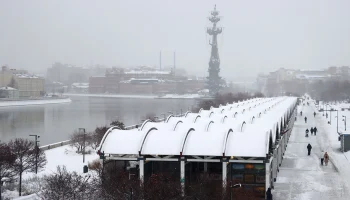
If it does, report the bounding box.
[310,127,314,135]
[314,127,317,135]
[304,116,307,123]
[307,143,312,156]
[266,187,273,200]
[305,129,309,137]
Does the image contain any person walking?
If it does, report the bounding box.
[314,127,318,136]
[300,111,303,116]
[320,151,324,165]
[324,152,329,166]
[305,129,309,137]
[304,116,307,123]
[314,112,316,117]
[307,143,312,156]
[310,127,314,135]
[266,187,273,200]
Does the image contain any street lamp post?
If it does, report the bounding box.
[29,134,40,174]
[79,128,86,163]
[323,104,325,116]
[230,181,242,200]
[343,116,347,131]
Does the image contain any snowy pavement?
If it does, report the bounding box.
[273,104,350,200]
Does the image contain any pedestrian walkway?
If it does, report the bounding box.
[273,104,350,200]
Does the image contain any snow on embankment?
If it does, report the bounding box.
[0,98,71,107]
[156,94,204,99]
[65,93,157,99]
[65,93,204,99]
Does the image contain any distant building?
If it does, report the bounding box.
[257,66,350,96]
[88,66,204,94]
[71,83,89,93]
[0,86,19,99]
[47,62,90,85]
[0,66,45,98]
[14,74,45,98]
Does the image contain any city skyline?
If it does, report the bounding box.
[0,0,349,82]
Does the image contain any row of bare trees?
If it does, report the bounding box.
[0,139,46,197]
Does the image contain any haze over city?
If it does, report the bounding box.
[1,0,349,81]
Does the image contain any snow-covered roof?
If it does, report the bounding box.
[14,74,41,79]
[124,70,171,75]
[0,86,17,91]
[98,96,297,158]
[71,83,89,88]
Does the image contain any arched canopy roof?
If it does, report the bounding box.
[99,127,158,155]
[183,128,232,156]
[141,128,195,155]
[99,97,297,158]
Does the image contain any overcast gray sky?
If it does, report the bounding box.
[0,0,349,81]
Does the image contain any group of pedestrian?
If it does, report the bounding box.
[307,145,330,166]
[310,127,317,135]
[305,127,317,137]
[320,151,329,166]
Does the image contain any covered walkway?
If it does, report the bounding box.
[97,96,298,198]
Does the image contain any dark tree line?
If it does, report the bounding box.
[0,139,46,197]
[40,161,259,200]
[193,92,264,112]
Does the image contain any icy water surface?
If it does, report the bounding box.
[0,96,195,145]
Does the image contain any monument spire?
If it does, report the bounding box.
[207,5,223,95]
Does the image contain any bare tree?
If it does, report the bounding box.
[40,166,93,200]
[144,112,157,122]
[70,130,88,153]
[0,142,16,198]
[8,139,46,196]
[88,159,102,176]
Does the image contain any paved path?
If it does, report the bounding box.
[273,105,350,200]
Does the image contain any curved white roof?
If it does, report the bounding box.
[100,127,158,155]
[98,96,298,158]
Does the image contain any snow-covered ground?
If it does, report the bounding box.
[0,98,71,107]
[273,99,350,200]
[24,145,98,179]
[2,146,99,200]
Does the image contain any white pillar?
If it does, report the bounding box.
[204,162,208,172]
[222,161,227,187]
[139,158,144,183]
[180,157,185,196]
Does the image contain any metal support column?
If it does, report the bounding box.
[222,161,227,187]
[139,158,144,184]
[180,157,185,196]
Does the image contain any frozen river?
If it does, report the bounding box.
[0,96,196,145]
